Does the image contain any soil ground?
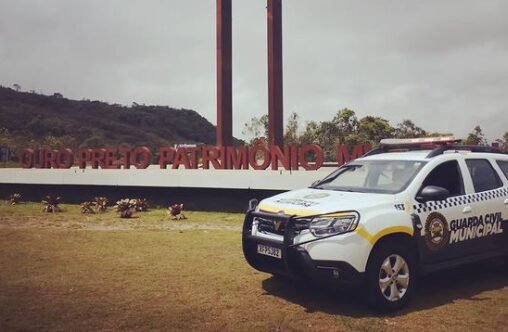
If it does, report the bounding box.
[1,201,508,331]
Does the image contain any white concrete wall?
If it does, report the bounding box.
[0,166,334,191]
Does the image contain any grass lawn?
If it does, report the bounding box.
[1,201,508,331]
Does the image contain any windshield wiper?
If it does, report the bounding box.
[312,186,366,193]
[329,188,354,192]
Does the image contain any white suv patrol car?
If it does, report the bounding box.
[242,137,508,311]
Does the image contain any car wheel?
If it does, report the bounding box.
[271,273,290,280]
[366,242,416,312]
[502,256,508,272]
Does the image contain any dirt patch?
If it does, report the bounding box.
[0,215,241,232]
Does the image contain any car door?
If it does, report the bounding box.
[494,159,508,254]
[460,158,506,254]
[413,159,471,264]
[414,159,469,264]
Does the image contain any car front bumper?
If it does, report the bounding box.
[242,210,364,285]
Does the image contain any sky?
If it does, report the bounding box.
[0,0,507,141]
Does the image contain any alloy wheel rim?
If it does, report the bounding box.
[378,254,409,302]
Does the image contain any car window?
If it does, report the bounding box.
[420,160,464,196]
[496,160,508,180]
[315,160,426,194]
[465,159,502,192]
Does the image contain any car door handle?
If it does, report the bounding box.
[504,198,508,205]
[462,206,472,214]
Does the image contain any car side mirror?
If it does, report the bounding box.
[416,185,450,203]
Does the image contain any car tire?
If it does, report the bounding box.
[366,242,417,312]
[271,273,290,281]
[502,256,508,272]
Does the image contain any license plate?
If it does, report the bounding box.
[257,244,282,259]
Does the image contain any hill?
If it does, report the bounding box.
[0,86,240,152]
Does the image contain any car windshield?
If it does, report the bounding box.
[313,160,426,194]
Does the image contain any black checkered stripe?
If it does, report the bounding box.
[394,204,405,211]
[413,187,508,214]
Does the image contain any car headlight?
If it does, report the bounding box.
[309,212,359,237]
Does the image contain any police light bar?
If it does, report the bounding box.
[380,136,460,146]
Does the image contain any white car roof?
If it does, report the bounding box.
[359,150,432,161]
[359,150,508,162]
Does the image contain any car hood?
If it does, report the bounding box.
[257,188,395,216]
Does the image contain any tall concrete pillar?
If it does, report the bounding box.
[216,0,233,146]
[267,0,284,147]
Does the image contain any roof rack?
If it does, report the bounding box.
[361,136,505,158]
[426,145,504,158]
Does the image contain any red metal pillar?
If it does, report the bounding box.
[216,0,233,147]
[267,0,284,147]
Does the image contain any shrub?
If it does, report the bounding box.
[168,203,186,220]
[42,196,62,213]
[134,198,149,212]
[114,199,136,218]
[9,193,22,205]
[94,196,108,213]
[80,201,95,214]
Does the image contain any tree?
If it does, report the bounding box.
[283,112,300,145]
[496,132,508,152]
[426,131,454,137]
[332,108,358,144]
[12,84,21,91]
[290,109,354,153]
[357,116,394,145]
[299,121,320,145]
[242,115,268,143]
[0,128,11,146]
[317,120,340,151]
[464,126,487,145]
[395,119,427,138]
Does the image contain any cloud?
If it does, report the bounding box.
[0,0,506,140]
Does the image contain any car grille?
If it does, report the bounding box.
[255,216,286,235]
[255,216,311,236]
